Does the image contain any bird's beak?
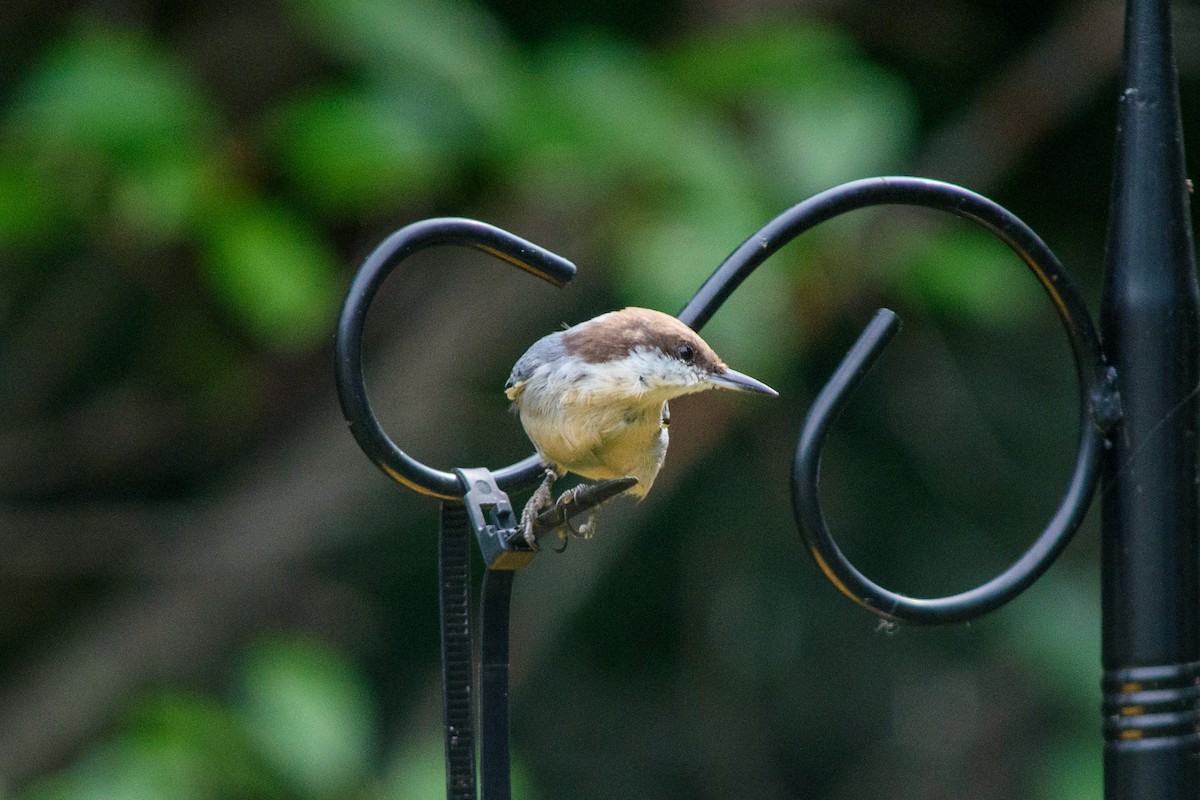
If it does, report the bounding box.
[709,367,778,396]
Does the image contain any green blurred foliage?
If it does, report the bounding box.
[18,639,369,800]
[0,0,916,374]
[895,223,1050,326]
[1,22,338,355]
[200,204,339,350]
[239,639,376,797]
[13,28,214,165]
[0,0,921,415]
[269,88,450,215]
[14,637,543,800]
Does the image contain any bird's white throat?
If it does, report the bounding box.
[550,346,710,406]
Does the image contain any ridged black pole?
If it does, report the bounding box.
[1100,0,1200,796]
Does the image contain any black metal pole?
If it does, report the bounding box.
[1100,0,1200,795]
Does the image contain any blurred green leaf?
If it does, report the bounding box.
[17,693,275,800]
[18,740,209,800]
[0,155,72,254]
[199,204,339,351]
[661,21,859,100]
[110,154,215,243]
[289,0,521,133]
[381,739,443,800]
[524,34,752,194]
[665,21,916,198]
[9,26,214,166]
[126,693,280,799]
[995,569,1100,708]
[748,71,915,197]
[898,225,1043,326]
[1034,737,1102,800]
[271,88,452,216]
[239,638,376,797]
[383,738,542,800]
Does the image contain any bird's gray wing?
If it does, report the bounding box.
[505,332,567,398]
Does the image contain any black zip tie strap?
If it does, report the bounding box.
[439,501,476,800]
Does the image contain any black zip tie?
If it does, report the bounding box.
[438,501,476,800]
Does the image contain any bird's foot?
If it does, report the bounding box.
[567,507,598,540]
[563,487,598,539]
[519,468,558,549]
[524,475,637,553]
[549,485,603,552]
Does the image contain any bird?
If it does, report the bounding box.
[505,306,777,546]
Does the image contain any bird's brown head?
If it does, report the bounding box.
[562,307,777,397]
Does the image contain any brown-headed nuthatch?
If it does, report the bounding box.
[506,306,777,547]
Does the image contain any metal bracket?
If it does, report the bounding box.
[455,468,536,570]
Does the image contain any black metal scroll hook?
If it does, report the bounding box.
[333,217,575,500]
[679,176,1120,625]
[334,218,582,800]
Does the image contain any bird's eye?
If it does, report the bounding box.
[677,343,696,362]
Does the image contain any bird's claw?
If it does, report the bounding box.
[569,507,597,539]
[549,487,599,553]
[519,468,558,550]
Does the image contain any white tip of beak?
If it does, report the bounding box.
[709,367,778,396]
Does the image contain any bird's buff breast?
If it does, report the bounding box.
[517,390,668,495]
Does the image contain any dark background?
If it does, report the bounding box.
[0,0,1194,798]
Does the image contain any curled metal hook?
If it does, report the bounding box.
[679,176,1119,625]
[334,217,576,500]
